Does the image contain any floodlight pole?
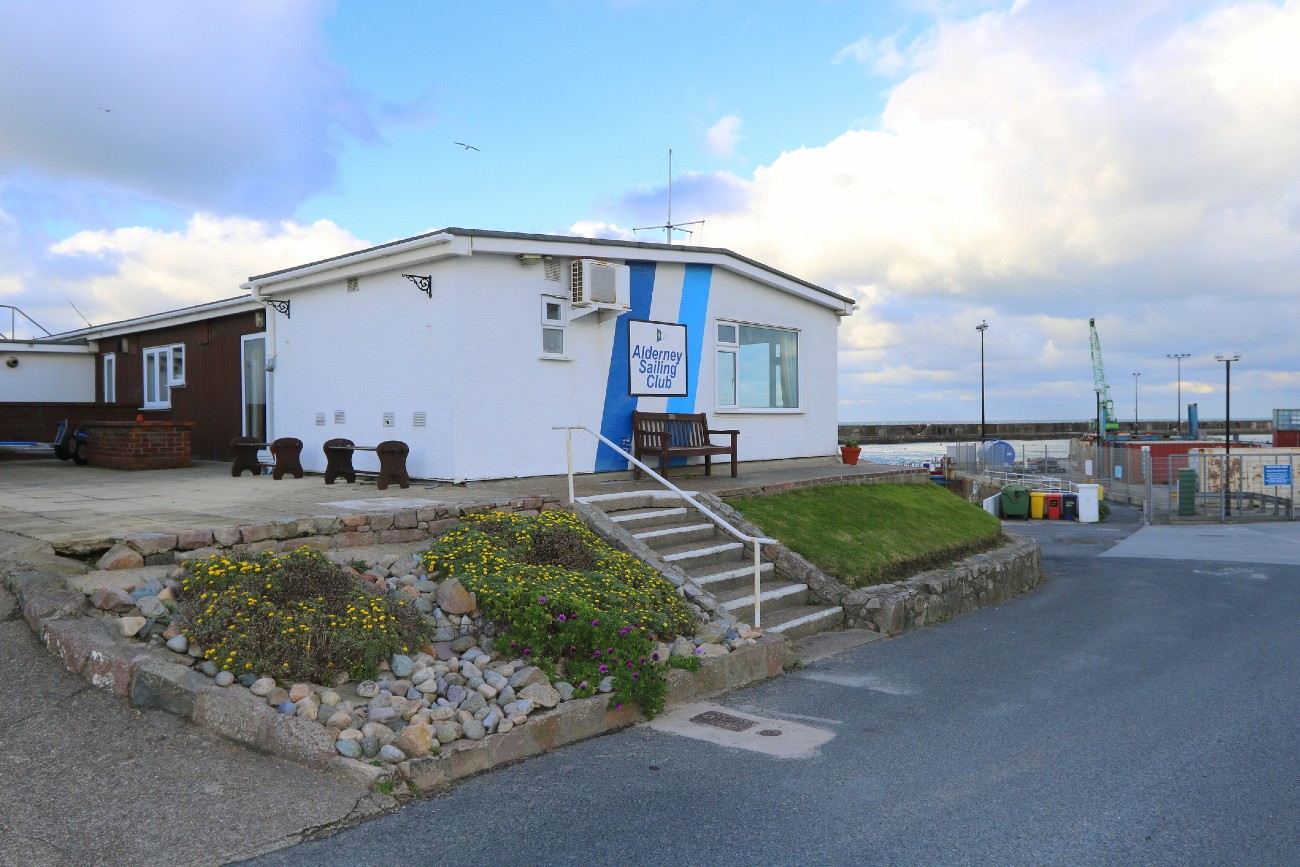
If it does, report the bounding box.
[976,320,989,443]
[1215,352,1241,516]
[1167,353,1190,436]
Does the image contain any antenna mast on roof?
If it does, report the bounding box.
[633,149,704,244]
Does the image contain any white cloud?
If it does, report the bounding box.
[695,1,1300,419]
[567,221,636,241]
[35,215,365,329]
[704,115,743,159]
[0,0,370,217]
[833,34,910,76]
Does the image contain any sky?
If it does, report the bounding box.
[1,0,1297,423]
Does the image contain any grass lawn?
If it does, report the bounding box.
[724,483,1003,588]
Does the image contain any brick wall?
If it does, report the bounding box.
[0,403,137,442]
[80,420,194,469]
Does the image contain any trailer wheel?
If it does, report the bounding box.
[54,441,72,461]
[72,441,89,465]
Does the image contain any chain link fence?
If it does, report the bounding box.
[1072,441,1297,523]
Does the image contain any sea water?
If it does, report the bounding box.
[856,439,1074,467]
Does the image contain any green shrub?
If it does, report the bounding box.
[178,546,431,683]
[421,510,697,717]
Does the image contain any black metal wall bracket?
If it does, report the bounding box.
[403,274,432,298]
[261,298,290,319]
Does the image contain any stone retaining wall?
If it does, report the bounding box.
[4,564,792,789]
[75,496,561,569]
[698,492,1042,635]
[718,466,929,497]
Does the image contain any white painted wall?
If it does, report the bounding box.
[0,346,95,402]
[264,243,848,482]
[450,254,620,480]
[268,262,459,478]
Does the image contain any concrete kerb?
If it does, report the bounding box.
[696,491,1044,636]
[3,516,797,797]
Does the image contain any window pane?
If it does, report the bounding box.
[542,327,565,355]
[544,301,563,322]
[717,323,737,344]
[738,326,798,408]
[169,344,185,385]
[103,354,116,403]
[242,337,266,439]
[716,350,736,405]
[145,353,158,404]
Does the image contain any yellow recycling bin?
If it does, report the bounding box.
[1030,491,1046,519]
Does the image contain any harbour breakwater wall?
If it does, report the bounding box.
[837,419,1272,444]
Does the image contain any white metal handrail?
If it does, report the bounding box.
[553,425,777,627]
[986,469,1081,493]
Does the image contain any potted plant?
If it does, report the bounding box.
[840,439,862,465]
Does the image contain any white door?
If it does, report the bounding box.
[241,334,267,439]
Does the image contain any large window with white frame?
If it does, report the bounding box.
[142,343,185,409]
[540,295,569,358]
[102,353,116,403]
[715,321,800,409]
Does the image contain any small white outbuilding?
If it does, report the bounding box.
[241,228,855,482]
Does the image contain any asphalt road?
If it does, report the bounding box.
[243,504,1300,867]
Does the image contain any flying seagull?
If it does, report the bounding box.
[453,141,480,151]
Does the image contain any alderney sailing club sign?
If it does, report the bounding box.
[628,319,688,396]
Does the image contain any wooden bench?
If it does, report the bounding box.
[631,411,739,479]
[230,436,304,480]
[323,438,411,490]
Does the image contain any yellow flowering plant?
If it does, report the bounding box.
[179,546,431,683]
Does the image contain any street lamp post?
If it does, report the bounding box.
[1167,352,1190,436]
[1215,352,1241,516]
[976,320,989,443]
[1132,372,1141,435]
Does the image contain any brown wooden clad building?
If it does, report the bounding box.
[47,297,267,461]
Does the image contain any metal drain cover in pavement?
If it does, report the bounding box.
[691,711,757,732]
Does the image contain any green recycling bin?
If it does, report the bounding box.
[1000,484,1030,519]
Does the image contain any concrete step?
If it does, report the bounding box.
[608,506,692,532]
[579,489,844,644]
[714,581,809,623]
[690,561,776,593]
[577,490,692,513]
[633,522,718,550]
[762,604,845,641]
[660,539,748,571]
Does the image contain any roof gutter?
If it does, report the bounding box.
[240,232,461,294]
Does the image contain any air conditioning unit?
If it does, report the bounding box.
[571,259,630,310]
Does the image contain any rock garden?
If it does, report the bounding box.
[37,507,772,795]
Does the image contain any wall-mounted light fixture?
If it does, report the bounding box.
[4,356,18,368]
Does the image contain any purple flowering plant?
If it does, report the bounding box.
[419,508,698,717]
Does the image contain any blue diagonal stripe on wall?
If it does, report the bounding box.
[665,263,711,414]
[595,261,656,471]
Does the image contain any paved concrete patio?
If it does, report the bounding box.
[0,456,924,546]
